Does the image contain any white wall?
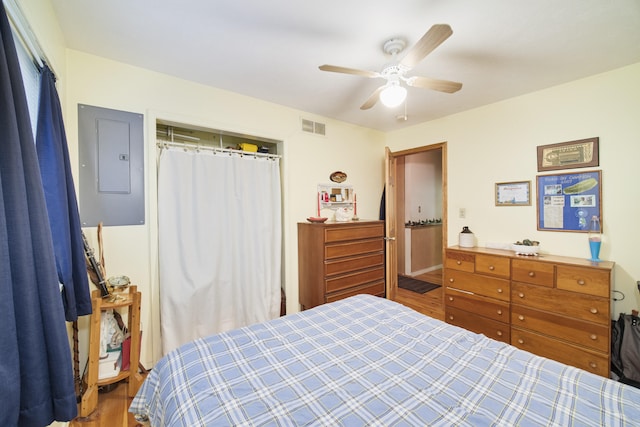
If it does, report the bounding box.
[386,62,640,318]
[63,49,385,365]
[404,151,442,221]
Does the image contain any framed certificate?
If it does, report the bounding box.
[495,181,531,206]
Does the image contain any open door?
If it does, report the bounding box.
[385,143,448,314]
[384,147,398,300]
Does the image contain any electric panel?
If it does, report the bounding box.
[78,104,144,226]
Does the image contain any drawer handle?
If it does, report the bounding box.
[590,308,598,314]
[590,334,597,340]
[448,296,454,301]
[489,265,495,271]
[497,309,502,315]
[518,315,525,321]
[518,292,525,298]
[518,339,524,345]
[449,278,454,283]
[497,288,503,293]
[496,331,503,336]
[528,271,535,277]
[456,260,462,265]
[448,315,454,321]
[577,279,586,286]
[589,362,597,369]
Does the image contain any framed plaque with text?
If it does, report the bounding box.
[537,137,599,172]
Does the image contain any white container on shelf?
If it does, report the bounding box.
[459,226,475,248]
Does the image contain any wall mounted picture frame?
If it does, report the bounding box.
[537,137,599,172]
[495,181,531,206]
[536,170,602,232]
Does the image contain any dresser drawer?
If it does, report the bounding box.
[511,305,609,352]
[325,253,384,277]
[511,259,554,287]
[445,250,475,272]
[511,282,609,324]
[445,269,510,301]
[511,327,609,377]
[325,238,383,260]
[326,281,385,303]
[475,254,510,278]
[556,265,610,298]
[446,306,510,343]
[325,266,384,293]
[445,288,509,323]
[324,224,383,243]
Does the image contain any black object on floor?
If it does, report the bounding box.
[398,275,441,294]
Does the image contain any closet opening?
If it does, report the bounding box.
[155,120,285,355]
[156,121,282,156]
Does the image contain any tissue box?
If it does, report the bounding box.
[98,350,121,380]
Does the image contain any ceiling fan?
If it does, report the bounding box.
[319,24,462,110]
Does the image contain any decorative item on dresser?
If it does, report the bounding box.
[298,220,385,310]
[445,246,614,377]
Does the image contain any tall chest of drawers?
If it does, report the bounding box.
[445,246,614,377]
[298,221,385,310]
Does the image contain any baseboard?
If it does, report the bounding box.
[409,264,443,277]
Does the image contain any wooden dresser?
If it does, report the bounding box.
[298,220,385,310]
[445,246,614,377]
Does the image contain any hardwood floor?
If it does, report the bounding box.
[70,378,146,427]
[392,268,444,321]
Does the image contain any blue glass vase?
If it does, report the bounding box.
[588,216,601,262]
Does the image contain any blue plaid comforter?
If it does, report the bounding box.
[130,295,640,426]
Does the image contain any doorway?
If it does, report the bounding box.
[385,143,446,320]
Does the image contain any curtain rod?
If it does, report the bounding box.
[157,140,281,160]
[3,0,55,76]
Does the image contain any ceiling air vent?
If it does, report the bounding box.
[301,118,326,136]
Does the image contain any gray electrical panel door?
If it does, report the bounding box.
[78,104,144,226]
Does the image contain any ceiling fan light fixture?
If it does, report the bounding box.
[380,82,407,108]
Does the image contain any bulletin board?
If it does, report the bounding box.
[536,170,601,232]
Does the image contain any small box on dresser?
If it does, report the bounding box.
[298,220,385,310]
[444,246,614,377]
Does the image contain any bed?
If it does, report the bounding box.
[130,295,640,426]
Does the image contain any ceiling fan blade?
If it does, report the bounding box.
[400,24,453,70]
[360,86,385,110]
[407,76,462,93]
[319,64,380,78]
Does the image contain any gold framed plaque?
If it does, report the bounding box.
[537,137,599,172]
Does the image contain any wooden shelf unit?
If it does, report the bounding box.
[80,286,143,417]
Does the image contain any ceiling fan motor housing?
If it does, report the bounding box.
[383,38,407,56]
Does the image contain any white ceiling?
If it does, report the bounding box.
[49,0,640,132]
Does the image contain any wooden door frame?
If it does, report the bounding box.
[385,143,448,300]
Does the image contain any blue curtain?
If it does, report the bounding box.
[0,5,78,426]
[36,65,92,321]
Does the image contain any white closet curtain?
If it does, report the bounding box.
[158,147,281,355]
